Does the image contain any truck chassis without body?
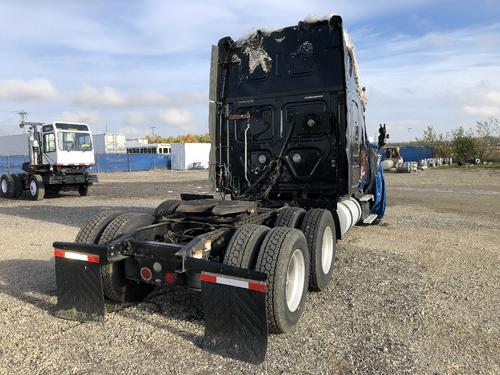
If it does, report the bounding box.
[52,16,387,363]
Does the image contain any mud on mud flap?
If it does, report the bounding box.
[201,272,268,364]
[54,249,105,322]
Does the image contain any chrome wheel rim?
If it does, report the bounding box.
[321,226,334,274]
[285,249,305,312]
[29,180,37,196]
[1,179,7,194]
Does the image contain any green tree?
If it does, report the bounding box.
[451,126,479,161]
[146,133,210,144]
[415,126,452,157]
[415,126,439,143]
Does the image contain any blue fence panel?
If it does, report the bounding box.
[0,154,171,174]
[129,154,151,171]
[155,154,171,169]
[0,155,29,174]
[399,146,433,162]
[95,154,129,173]
[128,154,171,171]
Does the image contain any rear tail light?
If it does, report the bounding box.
[164,272,176,285]
[140,267,153,281]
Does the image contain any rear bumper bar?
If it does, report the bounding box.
[52,236,268,363]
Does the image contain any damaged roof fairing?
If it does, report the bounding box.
[243,44,272,74]
[342,28,367,109]
[222,15,366,107]
[221,15,367,109]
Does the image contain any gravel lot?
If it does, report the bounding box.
[0,168,498,374]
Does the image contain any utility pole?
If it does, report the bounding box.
[408,127,412,143]
[150,126,156,143]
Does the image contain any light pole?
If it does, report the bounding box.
[408,127,412,143]
[150,126,156,143]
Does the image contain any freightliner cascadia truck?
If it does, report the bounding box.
[51,15,387,363]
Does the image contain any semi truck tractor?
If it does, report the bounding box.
[52,15,387,363]
[0,121,97,200]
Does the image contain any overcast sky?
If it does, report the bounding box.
[0,0,499,141]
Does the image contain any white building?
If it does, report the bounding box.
[171,143,210,170]
[93,133,127,154]
[126,138,149,147]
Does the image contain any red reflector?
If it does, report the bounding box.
[87,255,100,264]
[163,272,176,285]
[140,267,152,281]
[200,273,217,284]
[248,282,267,293]
[53,249,99,264]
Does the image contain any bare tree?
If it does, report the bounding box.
[475,118,499,160]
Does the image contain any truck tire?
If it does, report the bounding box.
[98,213,156,303]
[274,207,306,228]
[78,184,89,196]
[28,174,45,200]
[255,227,310,333]
[153,199,181,220]
[301,209,336,291]
[14,174,25,198]
[0,174,16,198]
[223,224,269,268]
[75,211,122,243]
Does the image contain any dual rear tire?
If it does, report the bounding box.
[224,207,336,333]
[301,209,336,291]
[275,207,337,291]
[224,224,310,333]
[0,173,30,199]
[0,174,16,198]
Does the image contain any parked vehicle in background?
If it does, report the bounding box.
[0,121,97,200]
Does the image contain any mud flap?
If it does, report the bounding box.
[201,272,268,364]
[54,257,105,322]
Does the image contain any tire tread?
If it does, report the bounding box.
[274,207,306,228]
[301,209,335,290]
[223,224,269,268]
[255,227,294,333]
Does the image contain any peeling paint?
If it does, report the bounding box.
[291,41,314,57]
[231,54,241,64]
[243,46,272,74]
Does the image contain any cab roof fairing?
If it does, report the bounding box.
[227,15,367,109]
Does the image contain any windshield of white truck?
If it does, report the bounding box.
[55,123,89,131]
[57,132,93,151]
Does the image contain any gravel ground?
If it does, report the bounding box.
[0,168,498,374]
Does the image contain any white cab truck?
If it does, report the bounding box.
[0,121,97,200]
